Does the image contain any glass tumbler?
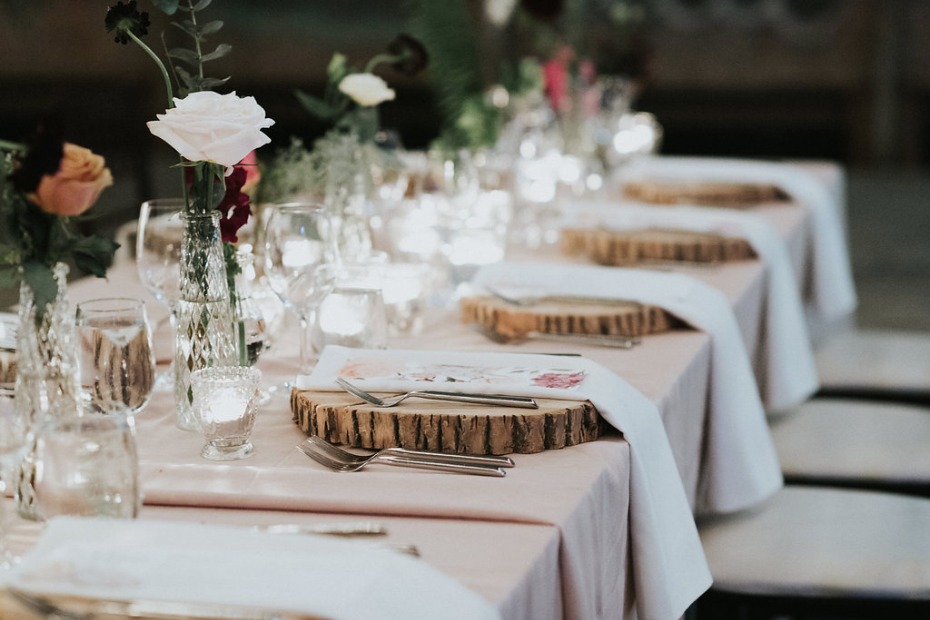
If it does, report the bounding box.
[33,413,141,520]
[191,366,262,461]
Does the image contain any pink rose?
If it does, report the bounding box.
[28,143,113,216]
[236,151,262,195]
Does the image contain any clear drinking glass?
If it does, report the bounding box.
[77,298,155,416]
[314,287,388,350]
[0,387,28,567]
[136,199,184,390]
[33,413,141,520]
[191,366,262,461]
[263,203,337,375]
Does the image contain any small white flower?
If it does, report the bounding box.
[338,73,396,107]
[147,91,275,171]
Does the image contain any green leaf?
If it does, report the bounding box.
[22,260,57,323]
[199,20,224,37]
[0,265,21,291]
[0,242,21,267]
[200,43,232,63]
[167,47,200,64]
[192,0,213,11]
[326,53,349,84]
[199,76,231,90]
[295,89,337,121]
[152,0,180,15]
[170,19,200,39]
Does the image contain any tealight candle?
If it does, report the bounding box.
[191,366,262,461]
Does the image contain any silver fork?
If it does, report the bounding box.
[297,437,506,477]
[335,377,538,409]
[304,434,514,469]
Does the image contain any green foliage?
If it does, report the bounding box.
[253,138,320,204]
[408,0,482,150]
[0,151,119,321]
[160,0,231,97]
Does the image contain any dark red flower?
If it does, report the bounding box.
[105,1,151,45]
[8,119,64,194]
[215,166,251,244]
[387,34,429,77]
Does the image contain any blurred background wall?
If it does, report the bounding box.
[0,0,927,328]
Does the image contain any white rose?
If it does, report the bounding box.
[338,73,396,107]
[147,91,275,171]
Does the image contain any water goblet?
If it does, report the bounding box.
[136,199,183,389]
[263,203,338,376]
[191,366,262,461]
[33,412,141,520]
[77,298,155,416]
[0,387,29,568]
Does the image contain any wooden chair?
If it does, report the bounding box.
[815,329,930,405]
[696,486,930,619]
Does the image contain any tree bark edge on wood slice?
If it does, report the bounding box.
[560,227,756,266]
[291,389,610,455]
[460,296,682,340]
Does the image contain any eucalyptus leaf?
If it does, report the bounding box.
[199,76,231,90]
[170,20,200,38]
[192,0,213,11]
[199,20,224,37]
[200,43,232,63]
[152,0,180,15]
[168,47,200,64]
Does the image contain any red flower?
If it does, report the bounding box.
[216,166,251,243]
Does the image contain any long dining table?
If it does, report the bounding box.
[0,159,852,619]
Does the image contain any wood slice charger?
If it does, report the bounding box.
[292,389,609,455]
[560,227,756,266]
[460,295,680,340]
[622,180,790,207]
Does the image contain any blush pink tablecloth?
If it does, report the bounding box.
[56,181,834,619]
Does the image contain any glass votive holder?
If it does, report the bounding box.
[314,287,388,350]
[380,262,431,336]
[33,413,141,520]
[191,366,262,461]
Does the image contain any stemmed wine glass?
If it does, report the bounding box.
[263,203,337,376]
[0,387,29,568]
[136,199,183,390]
[76,297,156,416]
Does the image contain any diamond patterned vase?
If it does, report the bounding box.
[174,211,236,431]
[14,262,82,519]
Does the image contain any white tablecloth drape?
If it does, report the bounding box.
[566,200,819,412]
[472,262,784,514]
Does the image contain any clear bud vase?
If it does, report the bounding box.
[174,211,236,431]
[14,262,82,520]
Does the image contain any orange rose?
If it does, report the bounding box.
[28,143,114,216]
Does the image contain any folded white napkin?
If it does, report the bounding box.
[568,201,819,411]
[472,262,783,515]
[299,345,712,620]
[7,517,500,620]
[617,156,857,325]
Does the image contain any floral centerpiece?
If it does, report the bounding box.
[265,35,428,262]
[0,120,117,517]
[107,0,274,429]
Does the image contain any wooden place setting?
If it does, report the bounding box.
[622,179,791,208]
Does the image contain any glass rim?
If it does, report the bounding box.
[77,297,146,315]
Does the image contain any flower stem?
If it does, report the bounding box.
[127,29,174,107]
[363,53,401,73]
